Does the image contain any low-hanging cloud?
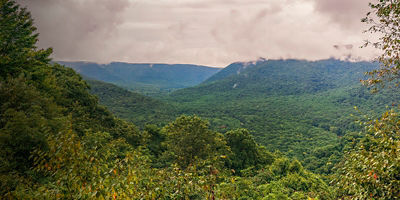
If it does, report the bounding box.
[16,0,379,66]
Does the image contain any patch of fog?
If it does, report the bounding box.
[243,62,252,68]
[240,57,267,69]
[235,57,267,75]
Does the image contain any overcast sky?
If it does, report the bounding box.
[17,0,379,67]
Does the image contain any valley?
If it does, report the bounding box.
[81,58,400,174]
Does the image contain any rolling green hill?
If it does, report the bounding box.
[182,58,376,97]
[60,61,221,95]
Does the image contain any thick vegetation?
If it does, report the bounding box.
[88,58,400,175]
[333,0,400,199]
[164,59,400,173]
[87,79,176,126]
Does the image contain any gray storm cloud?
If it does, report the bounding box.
[17,0,130,63]
[16,0,379,66]
[313,0,369,30]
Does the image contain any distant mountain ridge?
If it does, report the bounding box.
[59,61,221,95]
[173,59,378,99]
[205,58,376,87]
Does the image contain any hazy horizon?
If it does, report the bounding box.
[57,56,377,69]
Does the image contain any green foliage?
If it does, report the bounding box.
[44,64,145,146]
[332,1,400,198]
[143,124,166,159]
[0,76,65,196]
[15,126,147,199]
[162,115,230,168]
[87,79,176,127]
[0,1,145,197]
[14,125,223,199]
[215,157,334,200]
[226,128,274,172]
[334,109,400,199]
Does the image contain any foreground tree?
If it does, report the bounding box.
[335,1,400,198]
[225,128,274,172]
[362,0,400,89]
[0,0,144,197]
[335,110,400,199]
[162,115,229,168]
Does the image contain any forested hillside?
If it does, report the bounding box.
[166,59,400,173]
[60,61,221,95]
[87,79,177,126]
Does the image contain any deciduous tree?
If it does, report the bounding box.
[362,0,400,89]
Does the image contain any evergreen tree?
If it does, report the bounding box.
[0,0,52,77]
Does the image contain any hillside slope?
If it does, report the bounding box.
[185,59,377,97]
[87,79,177,126]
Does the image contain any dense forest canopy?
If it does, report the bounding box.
[1,0,400,199]
[86,58,400,175]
